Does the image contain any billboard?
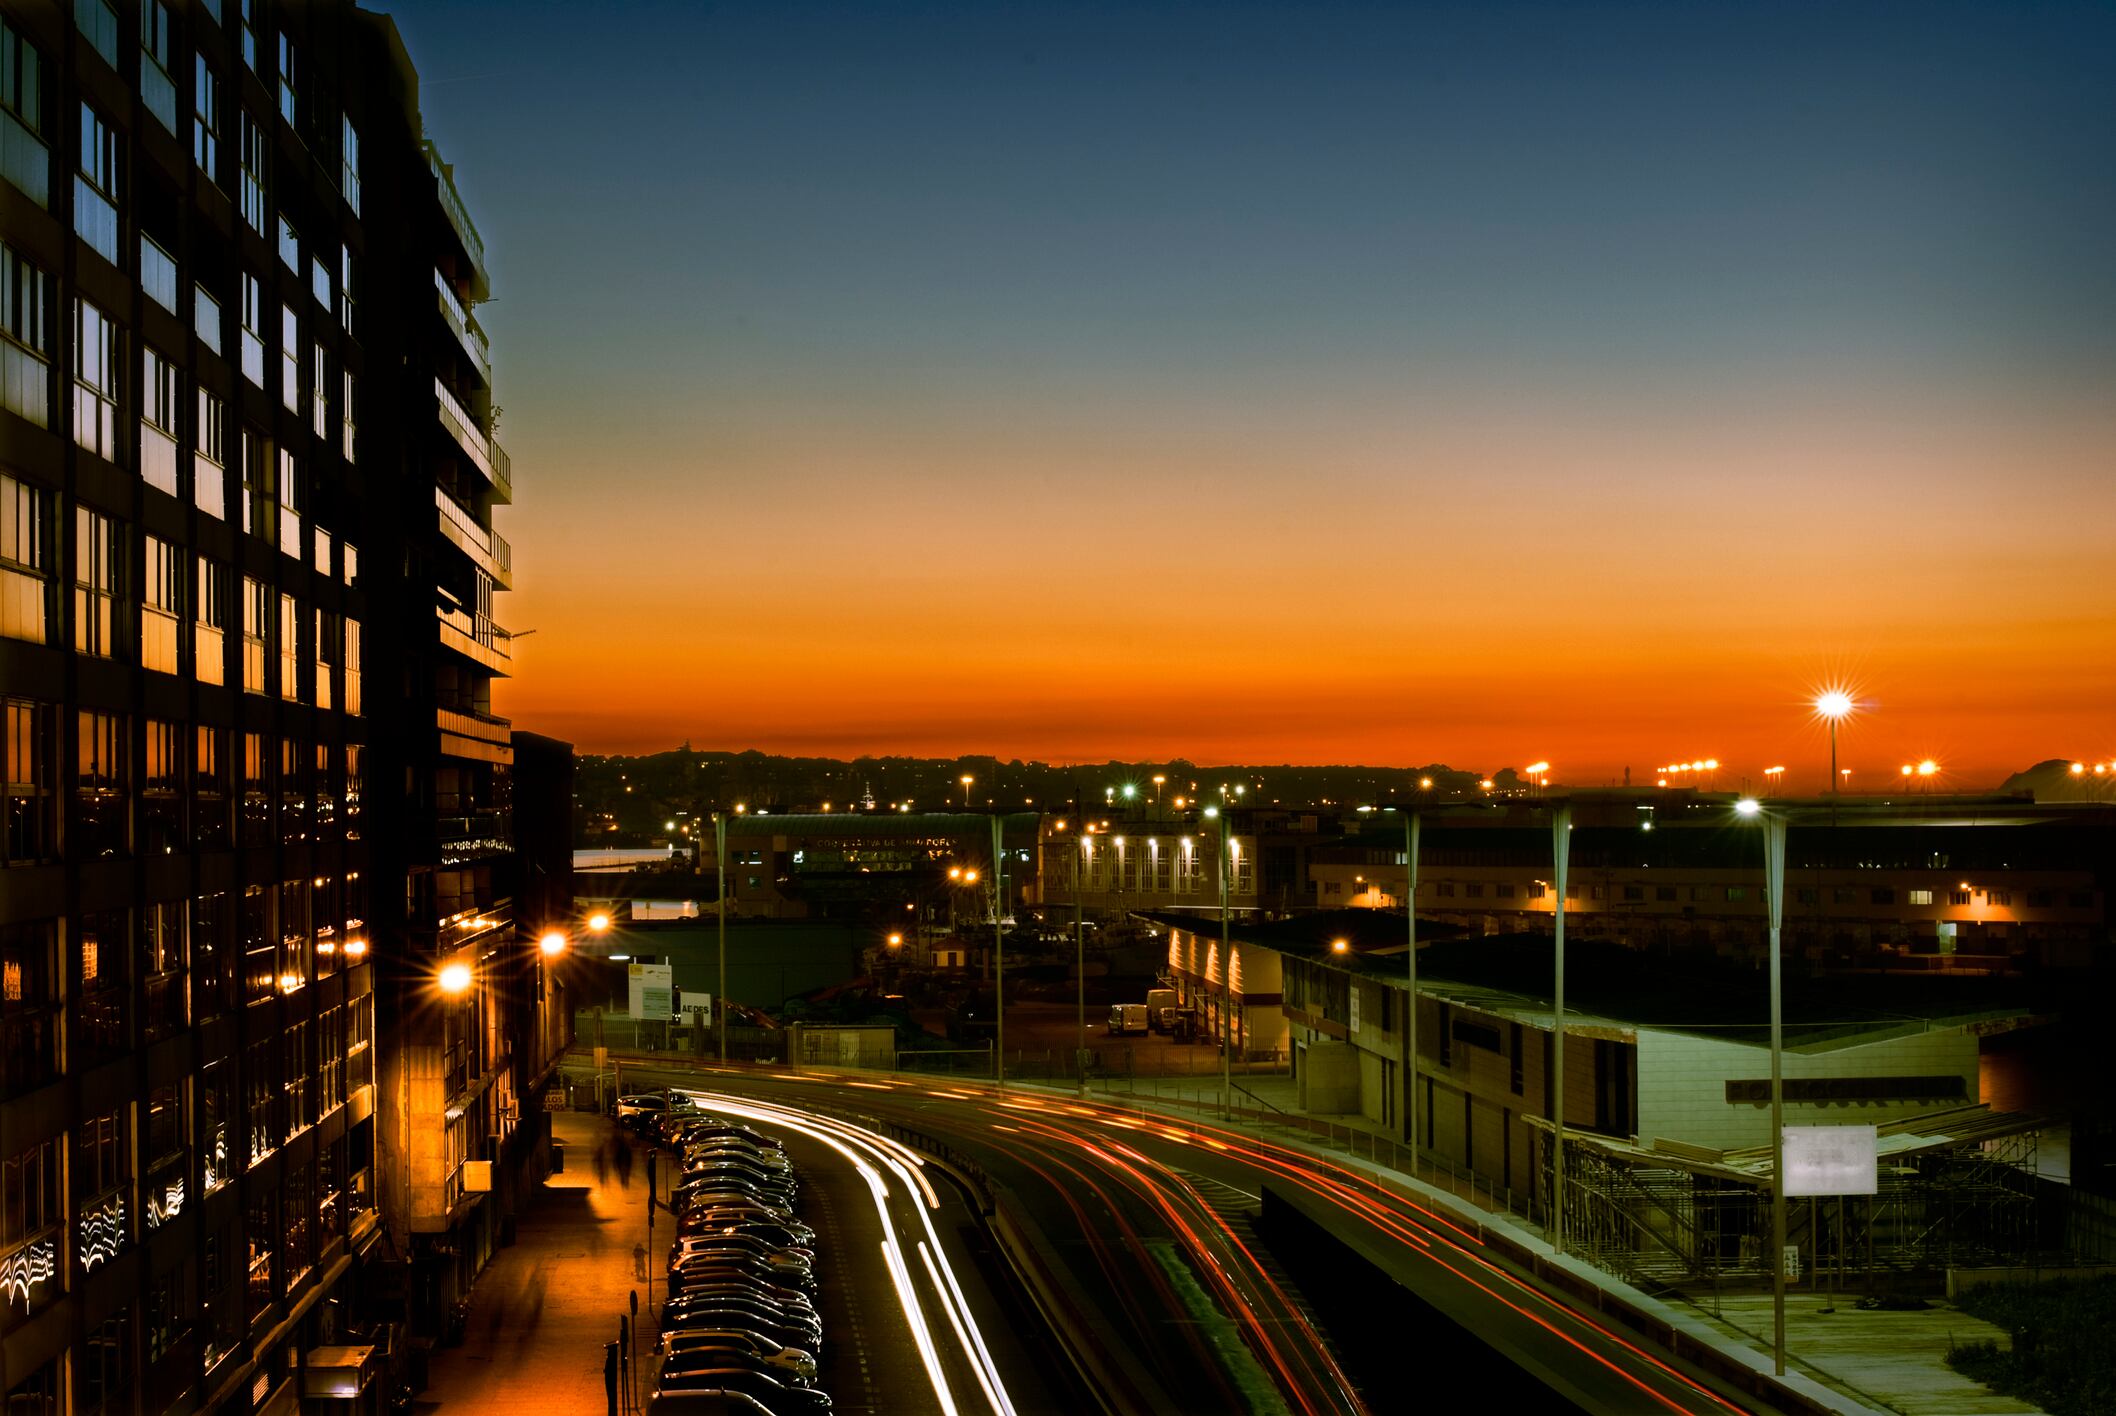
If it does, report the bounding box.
[627,962,673,1020]
[1782,1124,1878,1196]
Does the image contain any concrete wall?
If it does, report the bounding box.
[1632,1025,1979,1151]
[1300,1041,1361,1114]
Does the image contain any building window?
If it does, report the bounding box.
[237,0,256,71]
[72,298,119,460]
[139,232,176,314]
[344,744,362,838]
[240,577,267,694]
[193,554,227,686]
[0,18,48,208]
[239,733,270,849]
[74,0,119,68]
[279,304,298,411]
[140,345,179,495]
[1436,881,1455,898]
[140,0,176,133]
[1724,886,1746,902]
[74,710,126,856]
[338,244,354,331]
[0,472,48,644]
[193,55,220,177]
[72,505,119,657]
[141,720,182,854]
[315,610,336,710]
[193,726,227,850]
[142,534,181,674]
[1989,890,2012,907]
[277,448,301,558]
[239,882,272,997]
[3,699,57,863]
[1949,890,1971,906]
[1,1133,62,1321]
[239,112,265,232]
[1794,886,1819,905]
[1871,887,1896,905]
[1833,886,1858,904]
[1907,888,1935,906]
[1496,881,1516,898]
[275,32,297,126]
[277,594,299,702]
[199,1059,232,1191]
[1656,885,1678,902]
[240,273,265,377]
[341,368,356,460]
[241,426,273,541]
[195,386,226,517]
[193,281,221,354]
[344,618,361,715]
[74,103,119,263]
[1,240,51,427]
[340,116,359,214]
[310,344,326,439]
[1464,882,1483,898]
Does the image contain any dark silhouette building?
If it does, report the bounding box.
[0,2,559,1409]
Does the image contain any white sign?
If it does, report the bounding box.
[627,962,673,1019]
[1348,984,1362,1036]
[1783,1124,1878,1196]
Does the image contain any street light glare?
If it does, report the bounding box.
[538,931,566,957]
[587,912,612,933]
[438,962,472,995]
[1734,798,1762,817]
[1331,937,1350,953]
[1815,690,1854,721]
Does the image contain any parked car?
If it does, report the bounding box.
[659,1293,821,1335]
[684,1143,792,1172]
[668,1123,784,1154]
[654,1367,833,1415]
[668,1259,817,1301]
[669,1232,814,1265]
[675,1174,797,1207]
[660,1330,817,1385]
[658,1347,817,1391]
[676,1216,816,1251]
[657,1306,820,1355]
[668,1239,812,1278]
[645,1391,776,1416]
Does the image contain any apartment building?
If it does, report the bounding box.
[0,3,544,1409]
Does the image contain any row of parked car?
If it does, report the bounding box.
[620,1096,833,1416]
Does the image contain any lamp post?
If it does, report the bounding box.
[991,814,1006,1088]
[1549,804,1572,1254]
[961,774,975,809]
[1405,811,1421,1156]
[714,812,728,1063]
[1736,796,1790,1376]
[1815,691,1853,795]
[1075,825,1088,1095]
[1207,805,1233,1118]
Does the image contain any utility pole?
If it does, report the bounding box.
[1075,824,1087,1095]
[715,812,728,1064]
[1763,812,1790,1375]
[992,813,1006,1088]
[1404,811,1420,1155]
[1216,808,1233,1119]
[1550,804,1572,1254]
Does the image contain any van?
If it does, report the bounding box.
[1107,1003,1148,1036]
[1144,989,1177,1029]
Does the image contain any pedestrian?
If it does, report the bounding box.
[633,1241,647,1280]
[602,1341,618,1416]
[615,1138,633,1188]
[593,1136,609,1187]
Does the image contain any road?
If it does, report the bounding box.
[602,1056,1763,1416]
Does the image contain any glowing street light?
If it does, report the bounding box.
[438,962,473,996]
[1814,690,1854,794]
[587,912,612,934]
[886,932,903,948]
[1121,783,1137,801]
[1330,937,1350,954]
[1152,774,1167,804]
[960,774,975,807]
[539,931,567,957]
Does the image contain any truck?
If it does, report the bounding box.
[1107,1003,1149,1036]
[1144,989,1178,1031]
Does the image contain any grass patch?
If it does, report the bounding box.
[1946,1275,2116,1416]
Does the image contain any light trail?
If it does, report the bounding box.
[677,1090,1018,1416]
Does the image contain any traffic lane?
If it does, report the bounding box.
[641,1066,1286,1412]
[943,1089,1760,1416]
[727,1078,1337,1415]
[680,1089,1026,1416]
[692,1074,1751,1416]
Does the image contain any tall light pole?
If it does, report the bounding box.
[714,812,728,1063]
[1206,805,1233,1118]
[1736,797,1790,1376]
[991,814,1006,1088]
[1815,691,1853,795]
[1550,803,1573,1253]
[1405,810,1421,1155]
[1075,826,1088,1096]
[961,774,974,809]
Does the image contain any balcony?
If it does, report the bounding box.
[438,706,514,765]
[438,810,513,864]
[437,602,511,677]
[424,143,488,297]
[434,270,492,390]
[435,486,511,588]
[434,378,510,504]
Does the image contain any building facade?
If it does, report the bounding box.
[0,3,546,1409]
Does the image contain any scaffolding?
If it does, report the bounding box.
[1533,1106,2050,1293]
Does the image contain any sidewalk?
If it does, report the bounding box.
[417,1114,659,1415]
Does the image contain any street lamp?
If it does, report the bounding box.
[1814,691,1854,793]
[1734,796,1791,1377]
[588,912,612,935]
[961,775,974,808]
[1152,774,1166,805]
[538,931,567,958]
[438,962,473,996]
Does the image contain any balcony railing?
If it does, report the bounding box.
[425,144,486,279]
[437,604,512,674]
[434,269,491,388]
[434,377,492,477]
[435,487,510,587]
[438,811,512,864]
